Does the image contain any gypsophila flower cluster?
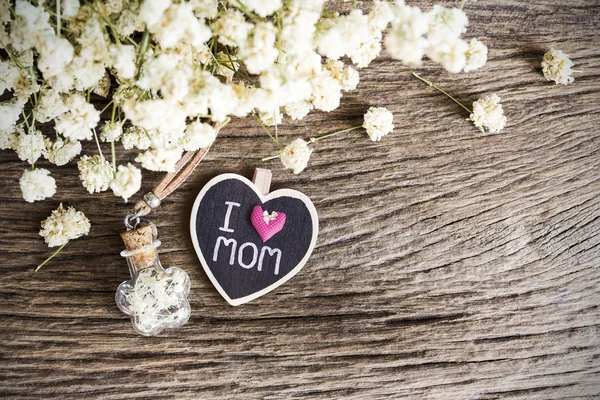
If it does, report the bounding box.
[470,94,507,134]
[39,203,90,247]
[280,138,312,174]
[110,163,142,202]
[542,48,575,85]
[363,107,395,141]
[77,154,113,193]
[0,0,488,206]
[20,168,56,203]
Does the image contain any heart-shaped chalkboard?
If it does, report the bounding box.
[190,174,318,305]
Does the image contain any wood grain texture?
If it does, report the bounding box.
[1,1,599,398]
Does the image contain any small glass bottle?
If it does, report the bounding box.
[116,224,191,336]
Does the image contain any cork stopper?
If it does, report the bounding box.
[121,225,157,271]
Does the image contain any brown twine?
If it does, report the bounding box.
[133,119,226,217]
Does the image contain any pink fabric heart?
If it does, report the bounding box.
[251,205,286,242]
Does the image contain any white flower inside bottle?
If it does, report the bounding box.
[116,223,191,336]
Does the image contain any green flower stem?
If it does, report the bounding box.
[253,113,282,149]
[56,0,61,37]
[28,99,39,170]
[111,140,116,174]
[100,100,114,114]
[309,125,362,142]
[92,127,105,160]
[261,125,364,162]
[135,27,150,80]
[110,103,117,174]
[21,110,31,130]
[412,72,473,114]
[262,154,280,161]
[0,39,24,69]
[233,0,264,23]
[35,242,68,272]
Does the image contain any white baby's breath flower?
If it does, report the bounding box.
[77,154,113,193]
[324,60,360,91]
[10,0,53,52]
[16,128,47,164]
[470,94,507,133]
[37,89,68,123]
[136,53,179,93]
[135,146,184,172]
[260,109,283,126]
[427,5,468,45]
[317,9,370,61]
[100,121,123,142]
[280,138,312,174]
[116,5,144,36]
[463,38,488,72]
[0,1,11,24]
[45,138,82,166]
[284,101,313,121]
[123,99,187,141]
[36,35,74,79]
[39,203,90,247]
[180,121,216,151]
[384,3,430,67]
[138,0,172,28]
[110,44,137,80]
[350,37,382,69]
[190,0,219,19]
[311,73,342,112]
[14,68,40,101]
[202,75,240,122]
[147,2,211,50]
[363,106,394,141]
[0,98,26,131]
[240,22,278,75]
[230,83,257,117]
[427,38,468,74]
[0,60,20,95]
[93,71,111,97]
[213,9,252,48]
[0,125,20,150]
[279,2,321,56]
[121,126,152,150]
[62,0,80,17]
[20,168,56,203]
[70,18,111,91]
[110,163,142,202]
[54,93,100,141]
[243,0,282,17]
[368,0,394,33]
[542,48,575,85]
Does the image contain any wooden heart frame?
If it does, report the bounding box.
[190,173,319,306]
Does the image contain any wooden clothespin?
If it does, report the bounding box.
[252,168,272,195]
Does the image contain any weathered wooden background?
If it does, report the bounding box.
[1,1,599,398]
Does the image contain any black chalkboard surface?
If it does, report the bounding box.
[190,174,319,305]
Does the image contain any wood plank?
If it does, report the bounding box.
[1,1,599,398]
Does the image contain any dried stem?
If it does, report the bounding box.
[35,242,68,272]
[310,125,362,143]
[412,72,473,114]
[261,125,364,162]
[56,0,61,37]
